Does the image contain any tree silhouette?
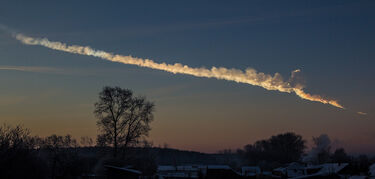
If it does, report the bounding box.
[94,86,154,157]
[0,124,48,178]
[80,136,94,147]
[240,132,306,166]
[332,148,349,163]
[41,134,80,178]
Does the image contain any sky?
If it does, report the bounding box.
[0,0,374,154]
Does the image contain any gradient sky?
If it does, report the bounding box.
[0,0,374,154]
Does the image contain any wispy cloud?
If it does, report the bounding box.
[0,65,64,73]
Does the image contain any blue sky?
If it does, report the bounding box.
[0,0,374,153]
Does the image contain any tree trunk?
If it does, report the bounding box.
[114,124,117,157]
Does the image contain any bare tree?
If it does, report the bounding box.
[94,86,154,157]
[0,124,31,150]
[41,134,79,178]
[80,136,94,147]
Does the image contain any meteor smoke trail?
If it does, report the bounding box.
[14,34,345,109]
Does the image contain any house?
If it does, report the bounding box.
[348,176,370,179]
[291,163,349,179]
[157,165,243,179]
[340,163,375,179]
[157,165,205,178]
[273,162,307,178]
[369,163,375,178]
[104,165,142,179]
[241,166,261,177]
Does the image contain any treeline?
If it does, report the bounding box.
[0,124,99,178]
[0,123,218,178]
[1,124,374,178]
[0,123,161,178]
[221,132,374,174]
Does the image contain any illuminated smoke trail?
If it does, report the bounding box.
[14,34,346,109]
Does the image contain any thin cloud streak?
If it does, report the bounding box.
[0,65,63,73]
[0,65,89,75]
[14,34,346,110]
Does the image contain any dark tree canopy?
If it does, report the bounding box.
[332,148,350,163]
[241,132,306,165]
[94,86,154,157]
[0,124,48,178]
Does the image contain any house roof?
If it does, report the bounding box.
[369,163,375,176]
[287,162,306,169]
[242,166,261,170]
[158,165,177,171]
[158,165,206,171]
[291,163,349,179]
[315,163,348,174]
[348,176,368,179]
[104,165,142,174]
[206,165,232,169]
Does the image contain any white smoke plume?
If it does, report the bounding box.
[303,134,332,163]
[357,112,367,115]
[14,34,345,109]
